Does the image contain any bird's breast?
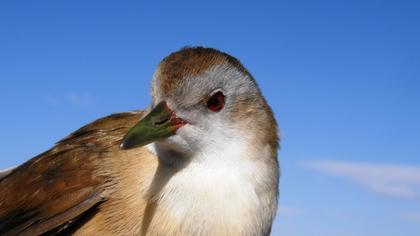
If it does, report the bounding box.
[147,159,266,235]
[75,146,277,235]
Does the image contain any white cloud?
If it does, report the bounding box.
[300,160,420,199]
[402,212,420,223]
[66,91,93,107]
[47,91,93,107]
[47,95,60,106]
[277,205,304,217]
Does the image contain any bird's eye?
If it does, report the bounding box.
[207,91,225,112]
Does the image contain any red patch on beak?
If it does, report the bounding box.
[161,101,189,132]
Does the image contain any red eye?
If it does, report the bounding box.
[207,91,225,112]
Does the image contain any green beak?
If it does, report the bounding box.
[120,101,187,149]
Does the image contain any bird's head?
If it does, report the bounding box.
[121,47,278,165]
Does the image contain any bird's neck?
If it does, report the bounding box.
[145,141,276,235]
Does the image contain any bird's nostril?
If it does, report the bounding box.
[154,117,170,126]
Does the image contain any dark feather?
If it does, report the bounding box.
[0,111,143,235]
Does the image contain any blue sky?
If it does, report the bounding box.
[1,1,419,235]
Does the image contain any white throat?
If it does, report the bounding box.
[146,134,275,235]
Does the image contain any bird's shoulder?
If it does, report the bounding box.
[0,110,145,235]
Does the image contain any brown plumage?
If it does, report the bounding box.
[157,47,253,95]
[0,47,280,235]
[0,112,145,235]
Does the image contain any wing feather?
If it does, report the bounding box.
[0,111,143,235]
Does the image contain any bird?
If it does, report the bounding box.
[0,47,280,236]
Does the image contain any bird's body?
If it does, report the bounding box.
[0,47,279,235]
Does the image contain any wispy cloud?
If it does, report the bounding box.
[47,95,60,106]
[47,91,94,107]
[402,212,420,223]
[277,205,304,217]
[300,160,420,199]
[66,91,93,107]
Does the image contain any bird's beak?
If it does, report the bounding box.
[120,101,188,149]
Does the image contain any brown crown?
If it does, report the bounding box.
[157,47,253,95]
